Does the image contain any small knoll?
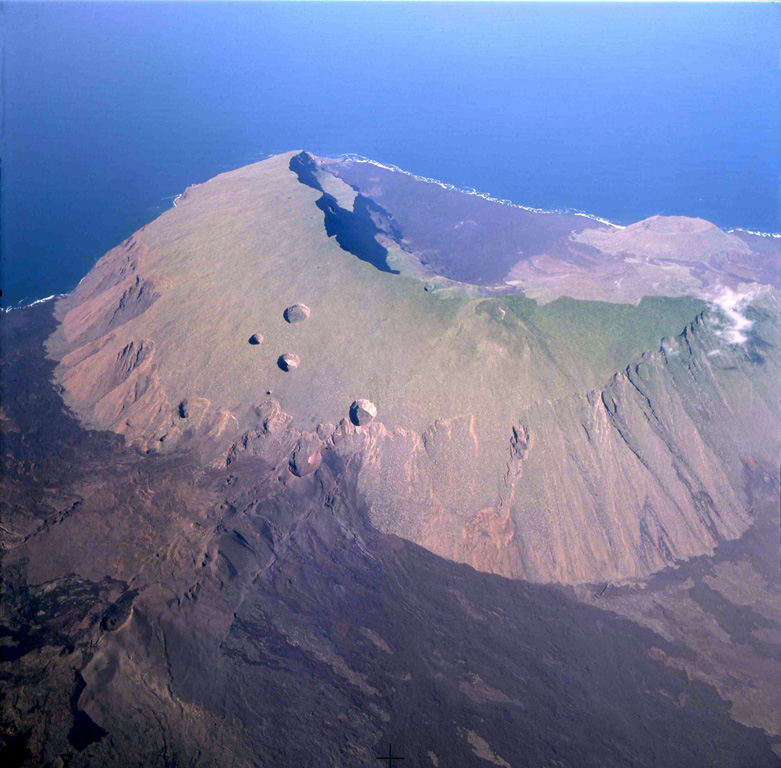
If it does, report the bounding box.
[350,399,377,426]
[284,303,310,323]
[289,433,322,477]
[572,215,751,263]
[278,353,300,371]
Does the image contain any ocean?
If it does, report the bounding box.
[3,1,779,307]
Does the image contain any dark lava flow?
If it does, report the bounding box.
[323,157,605,286]
[1,303,779,767]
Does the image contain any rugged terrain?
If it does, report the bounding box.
[2,151,780,766]
[45,151,780,584]
[2,302,780,767]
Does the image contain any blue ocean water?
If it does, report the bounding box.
[2,2,779,306]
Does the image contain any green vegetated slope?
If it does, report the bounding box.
[475,294,707,387]
[360,294,779,583]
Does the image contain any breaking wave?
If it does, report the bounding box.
[726,227,781,240]
[330,153,625,229]
[329,153,781,238]
[3,293,61,314]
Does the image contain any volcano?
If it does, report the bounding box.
[2,152,779,767]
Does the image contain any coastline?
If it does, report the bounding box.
[3,293,63,313]
[328,152,781,239]
[7,151,779,312]
[729,227,781,240]
[329,152,625,229]
[164,150,781,239]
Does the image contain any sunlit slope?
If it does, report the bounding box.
[47,152,779,583]
[361,304,779,583]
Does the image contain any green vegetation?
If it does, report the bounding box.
[476,294,707,383]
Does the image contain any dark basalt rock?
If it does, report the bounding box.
[100,592,136,632]
[283,304,310,324]
[248,333,264,345]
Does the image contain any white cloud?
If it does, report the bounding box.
[708,286,761,346]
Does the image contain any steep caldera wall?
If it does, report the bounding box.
[47,152,780,584]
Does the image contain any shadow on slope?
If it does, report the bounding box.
[290,151,400,274]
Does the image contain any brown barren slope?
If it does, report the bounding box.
[2,303,779,766]
[45,152,781,585]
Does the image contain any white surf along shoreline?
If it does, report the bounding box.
[329,153,781,240]
[7,151,778,311]
[331,152,624,229]
[3,293,63,313]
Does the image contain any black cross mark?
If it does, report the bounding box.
[375,743,405,767]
